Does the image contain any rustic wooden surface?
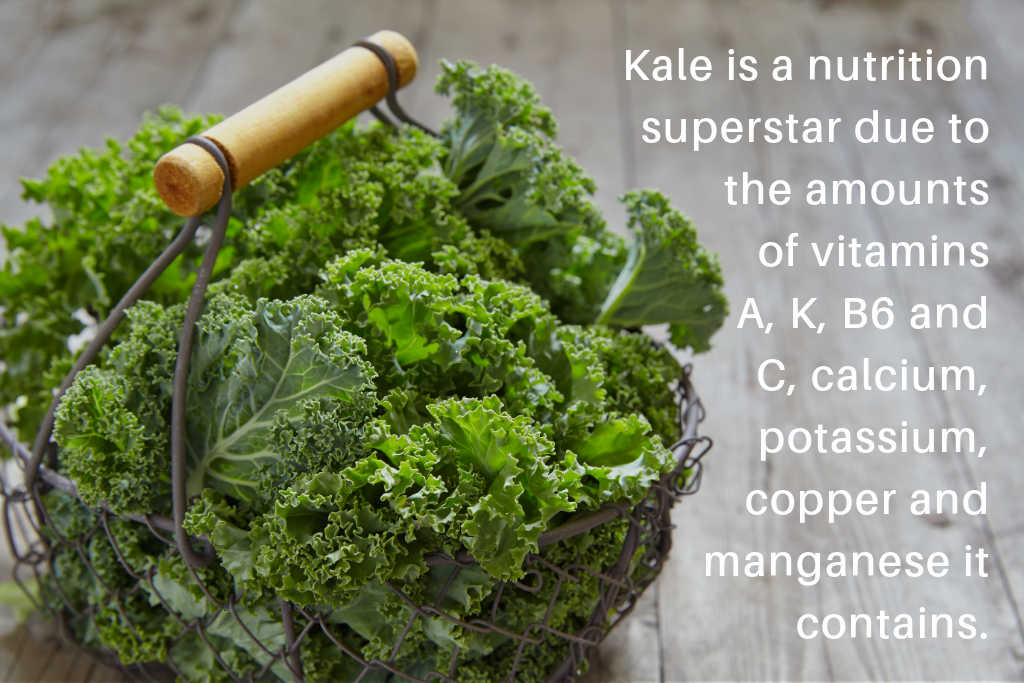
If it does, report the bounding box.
[1,0,1022,681]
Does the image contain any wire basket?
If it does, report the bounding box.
[1,366,708,682]
[0,37,713,683]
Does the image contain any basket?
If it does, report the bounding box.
[0,32,713,682]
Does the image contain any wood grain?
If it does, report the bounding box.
[623,0,1024,679]
[154,29,419,216]
[1,1,1021,681]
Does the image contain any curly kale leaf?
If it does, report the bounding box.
[567,412,676,507]
[215,122,523,304]
[317,250,459,368]
[185,295,377,501]
[436,63,726,352]
[54,294,377,511]
[595,328,682,445]
[435,60,596,243]
[38,512,178,664]
[253,456,448,606]
[249,394,582,607]
[53,365,170,514]
[183,489,262,595]
[52,294,243,514]
[407,516,637,679]
[0,108,225,438]
[435,59,556,180]
[435,60,625,325]
[204,604,291,681]
[374,396,580,581]
[317,254,562,418]
[170,632,266,683]
[597,190,728,352]
[8,63,727,679]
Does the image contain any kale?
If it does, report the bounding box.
[1,59,725,681]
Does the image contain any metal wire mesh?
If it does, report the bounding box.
[0,38,713,683]
[1,367,708,682]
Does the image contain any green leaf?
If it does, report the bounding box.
[423,396,579,579]
[255,458,447,606]
[597,190,728,353]
[15,66,726,679]
[53,366,170,514]
[186,296,376,501]
[206,605,290,681]
[568,413,677,506]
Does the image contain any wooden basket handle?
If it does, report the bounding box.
[154,29,418,217]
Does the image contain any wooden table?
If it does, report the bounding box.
[1,1,1021,680]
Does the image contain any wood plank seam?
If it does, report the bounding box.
[806,19,1024,662]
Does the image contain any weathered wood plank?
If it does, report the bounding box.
[2,1,1023,681]
[0,620,126,683]
[814,0,1024,647]
[0,3,127,227]
[624,0,1024,679]
[966,0,1024,186]
[0,622,30,681]
[180,0,434,118]
[581,587,660,683]
[618,1,804,677]
[0,0,238,227]
[0,1,53,88]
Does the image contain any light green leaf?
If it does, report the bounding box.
[597,190,727,353]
